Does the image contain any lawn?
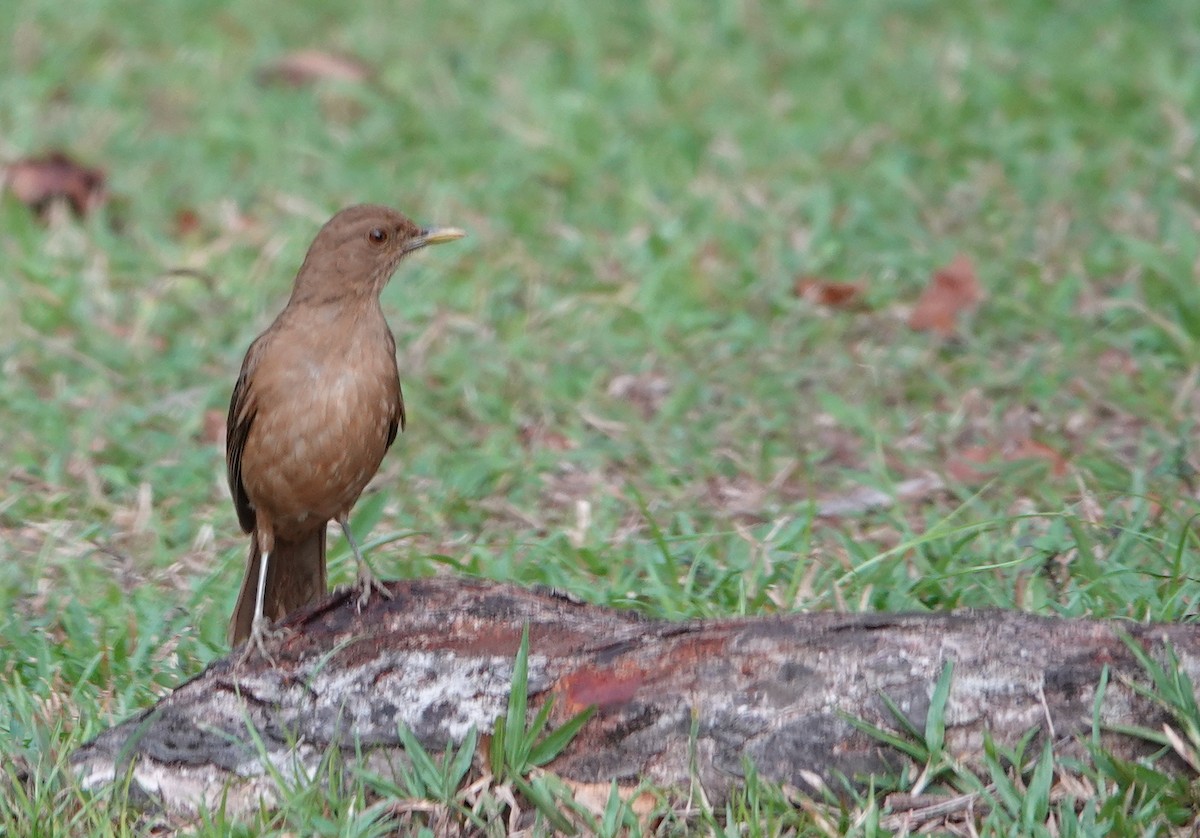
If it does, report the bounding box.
[3,0,1200,833]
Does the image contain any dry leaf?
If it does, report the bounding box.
[946,439,1068,485]
[907,254,983,336]
[607,372,671,419]
[4,151,107,218]
[518,422,574,452]
[794,276,866,309]
[174,208,201,237]
[945,445,996,484]
[1010,439,1069,477]
[704,475,770,518]
[258,50,372,87]
[815,475,944,518]
[1096,347,1139,377]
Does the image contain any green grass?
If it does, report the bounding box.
[3,0,1200,832]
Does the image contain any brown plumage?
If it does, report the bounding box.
[226,204,464,651]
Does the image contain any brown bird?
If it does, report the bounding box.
[226,204,465,653]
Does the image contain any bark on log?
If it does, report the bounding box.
[71,576,1200,818]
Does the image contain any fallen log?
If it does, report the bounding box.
[71,576,1200,819]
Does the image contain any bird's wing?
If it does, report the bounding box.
[386,328,405,449]
[226,336,264,534]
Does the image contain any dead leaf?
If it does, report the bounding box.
[607,372,671,419]
[1011,439,1069,477]
[4,151,107,218]
[946,438,1068,485]
[518,422,574,452]
[794,276,866,309]
[907,254,983,336]
[945,445,995,484]
[704,475,770,518]
[174,208,201,237]
[815,475,944,518]
[1096,347,1139,377]
[561,779,657,820]
[258,50,372,87]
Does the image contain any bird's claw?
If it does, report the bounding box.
[238,616,288,666]
[355,570,393,612]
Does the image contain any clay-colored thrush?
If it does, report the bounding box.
[226,204,464,652]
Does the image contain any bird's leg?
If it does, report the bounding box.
[337,514,392,611]
[239,544,283,665]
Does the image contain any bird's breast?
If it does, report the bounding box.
[239,322,400,532]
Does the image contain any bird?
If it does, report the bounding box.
[225,204,465,655]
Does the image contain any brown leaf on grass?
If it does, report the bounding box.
[793,276,866,309]
[174,208,201,237]
[4,151,107,218]
[607,372,671,420]
[518,422,574,452]
[945,439,1068,485]
[907,254,983,336]
[944,446,998,484]
[1009,439,1070,477]
[815,475,945,518]
[1096,347,1139,377]
[703,475,771,518]
[258,50,373,87]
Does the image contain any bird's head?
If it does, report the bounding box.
[290,204,465,304]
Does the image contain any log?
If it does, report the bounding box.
[71,576,1200,819]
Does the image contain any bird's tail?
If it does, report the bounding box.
[228,531,327,646]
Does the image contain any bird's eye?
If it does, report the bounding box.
[368,228,388,244]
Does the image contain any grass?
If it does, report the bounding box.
[3,0,1200,832]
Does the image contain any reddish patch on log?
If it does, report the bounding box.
[559,668,645,714]
[670,632,738,667]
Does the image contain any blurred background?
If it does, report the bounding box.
[3,0,1200,829]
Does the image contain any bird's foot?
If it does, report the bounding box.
[238,616,288,666]
[338,517,393,612]
[355,568,393,612]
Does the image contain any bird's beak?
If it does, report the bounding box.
[406,226,467,252]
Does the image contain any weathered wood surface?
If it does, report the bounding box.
[71,576,1200,816]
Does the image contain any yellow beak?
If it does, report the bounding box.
[413,226,467,248]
